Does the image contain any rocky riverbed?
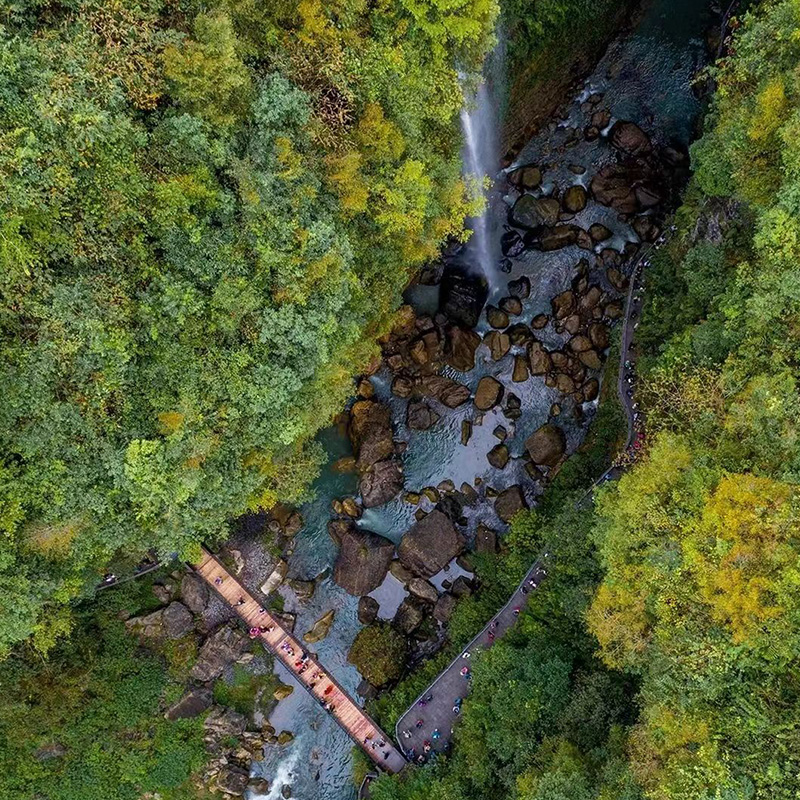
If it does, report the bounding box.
[133,1,715,798]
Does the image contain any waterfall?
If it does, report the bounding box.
[460,81,496,280]
[459,35,504,283]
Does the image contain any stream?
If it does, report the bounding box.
[227,1,714,797]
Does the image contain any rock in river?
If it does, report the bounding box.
[440,267,488,329]
[484,330,511,361]
[394,598,425,634]
[418,375,471,408]
[525,423,566,468]
[408,577,439,604]
[538,225,579,251]
[494,485,528,523]
[406,400,440,431]
[609,120,652,156]
[445,326,481,372]
[360,459,403,508]
[398,509,466,578]
[215,765,250,796]
[562,185,588,214]
[332,524,394,595]
[511,194,560,228]
[487,444,510,469]
[349,400,394,470]
[528,341,552,375]
[509,164,542,189]
[486,305,509,329]
[303,610,335,644]
[358,596,380,625]
[474,376,504,411]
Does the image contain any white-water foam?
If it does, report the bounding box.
[460,78,497,280]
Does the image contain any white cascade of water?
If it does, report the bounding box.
[460,81,496,279]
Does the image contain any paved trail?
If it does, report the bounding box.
[394,227,675,764]
[394,558,547,761]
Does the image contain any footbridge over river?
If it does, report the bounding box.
[192,548,408,774]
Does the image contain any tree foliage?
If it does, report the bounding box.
[0,583,207,800]
[0,0,497,655]
[587,3,800,796]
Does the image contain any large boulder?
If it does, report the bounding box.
[418,375,471,408]
[484,330,511,361]
[358,596,380,625]
[609,121,652,156]
[191,626,249,682]
[408,577,439,604]
[528,341,552,375]
[215,765,250,796]
[393,598,425,634]
[494,485,528,523]
[360,459,404,508]
[433,593,457,622]
[538,226,579,251]
[551,290,576,319]
[474,376,504,411]
[406,401,440,431]
[349,400,394,470]
[166,688,213,720]
[511,194,560,228]
[445,326,481,372]
[525,423,566,468]
[180,573,209,614]
[474,524,497,554]
[162,601,194,639]
[509,164,542,189]
[440,268,488,329]
[562,185,588,214]
[398,509,466,577]
[591,162,663,215]
[205,705,247,738]
[333,525,394,595]
[487,444,510,469]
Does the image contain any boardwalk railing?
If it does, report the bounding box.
[192,548,407,775]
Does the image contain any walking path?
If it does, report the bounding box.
[394,225,676,763]
[192,548,407,774]
[576,225,676,504]
[394,558,548,762]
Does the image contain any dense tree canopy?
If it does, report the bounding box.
[588,2,800,794]
[0,0,497,655]
[0,582,207,800]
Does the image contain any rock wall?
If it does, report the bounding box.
[500,0,640,161]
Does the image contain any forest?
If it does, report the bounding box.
[0,0,496,655]
[3,0,800,799]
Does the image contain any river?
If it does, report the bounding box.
[240,1,714,797]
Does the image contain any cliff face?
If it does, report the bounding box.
[500,0,639,160]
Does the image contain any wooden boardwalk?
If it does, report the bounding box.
[192,548,407,774]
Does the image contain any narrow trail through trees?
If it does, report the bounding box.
[393,225,675,765]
